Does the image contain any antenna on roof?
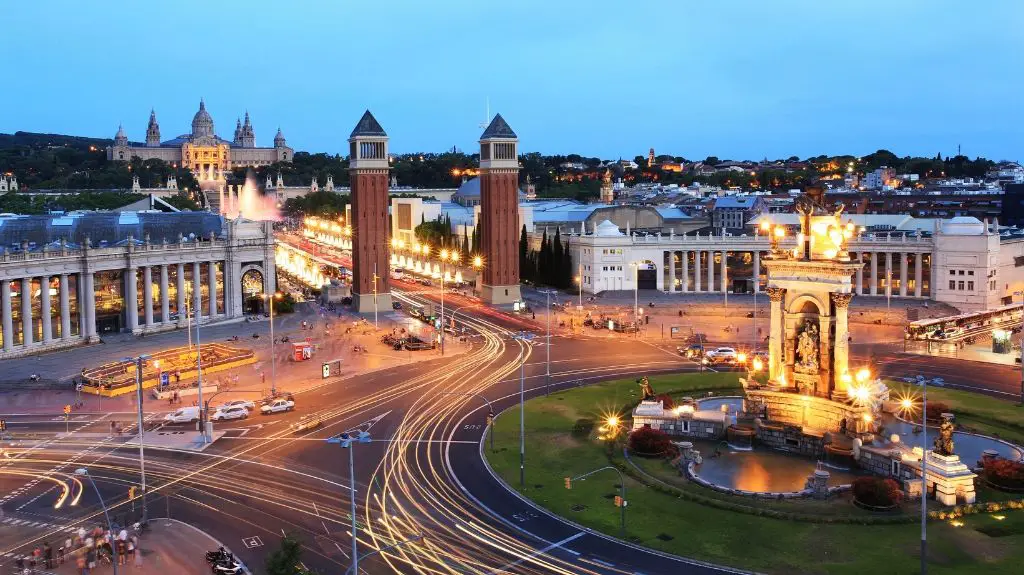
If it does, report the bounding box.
[479,97,491,130]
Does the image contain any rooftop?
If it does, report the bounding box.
[0,211,224,250]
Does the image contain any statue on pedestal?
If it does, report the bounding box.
[638,376,655,400]
[933,414,955,456]
[795,320,820,375]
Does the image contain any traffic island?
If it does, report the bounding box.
[484,372,1024,575]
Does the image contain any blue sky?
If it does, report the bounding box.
[2,0,1021,161]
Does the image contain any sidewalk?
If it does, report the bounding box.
[46,519,247,575]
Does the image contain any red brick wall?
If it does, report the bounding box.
[480,169,519,287]
[350,169,390,297]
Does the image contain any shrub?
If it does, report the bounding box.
[924,401,950,423]
[571,418,595,438]
[983,458,1024,490]
[655,393,675,410]
[628,427,673,457]
[852,476,904,507]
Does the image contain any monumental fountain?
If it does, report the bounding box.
[631,186,1001,505]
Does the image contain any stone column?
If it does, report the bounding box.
[681,251,689,293]
[899,253,908,297]
[884,252,893,301]
[914,252,923,298]
[667,252,676,292]
[193,261,202,320]
[160,265,171,324]
[21,277,33,346]
[143,266,154,327]
[855,253,864,295]
[176,263,187,327]
[766,287,785,383]
[720,251,728,294]
[125,267,139,333]
[40,275,52,344]
[80,272,96,340]
[707,251,715,293]
[218,187,225,216]
[1,281,12,352]
[752,251,760,293]
[59,274,71,340]
[208,261,218,317]
[831,292,853,393]
[870,253,878,296]
[695,251,702,292]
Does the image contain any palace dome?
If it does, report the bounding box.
[191,99,215,139]
[942,216,985,236]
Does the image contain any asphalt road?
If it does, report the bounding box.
[1,284,1021,574]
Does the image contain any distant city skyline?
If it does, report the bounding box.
[2,1,1021,161]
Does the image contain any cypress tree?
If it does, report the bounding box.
[562,239,573,288]
[539,230,549,286]
[552,227,564,288]
[519,225,529,282]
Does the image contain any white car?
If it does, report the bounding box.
[220,399,256,411]
[211,405,249,422]
[260,399,295,414]
[705,347,738,363]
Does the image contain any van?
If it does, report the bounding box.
[164,406,201,424]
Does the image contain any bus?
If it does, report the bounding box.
[905,303,1023,341]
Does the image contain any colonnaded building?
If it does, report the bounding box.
[0,213,275,359]
[106,100,293,182]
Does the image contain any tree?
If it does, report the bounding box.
[264,534,311,575]
[538,230,549,285]
[552,227,564,288]
[519,225,530,282]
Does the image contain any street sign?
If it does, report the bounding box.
[159,372,170,389]
[321,359,342,379]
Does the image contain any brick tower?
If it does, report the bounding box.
[348,110,392,313]
[478,114,522,305]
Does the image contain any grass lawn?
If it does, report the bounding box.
[487,372,1024,575]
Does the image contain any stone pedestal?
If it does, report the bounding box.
[925,452,977,505]
[805,469,831,499]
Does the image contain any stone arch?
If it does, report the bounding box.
[788,294,825,316]
[240,265,266,314]
[636,259,658,290]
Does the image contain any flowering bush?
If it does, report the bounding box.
[655,394,675,410]
[924,402,950,423]
[852,476,904,507]
[983,458,1024,490]
[628,427,673,457]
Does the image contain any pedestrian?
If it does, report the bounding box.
[43,541,53,568]
[64,536,73,563]
[86,547,96,570]
[76,553,87,575]
[117,538,126,565]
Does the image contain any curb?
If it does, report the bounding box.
[158,517,252,574]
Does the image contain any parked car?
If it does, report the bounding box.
[164,406,200,424]
[260,399,295,414]
[211,405,249,422]
[705,347,738,363]
[418,278,432,286]
[220,400,255,411]
[291,415,323,433]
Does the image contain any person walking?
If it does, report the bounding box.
[43,541,53,568]
[76,553,88,575]
[64,536,73,564]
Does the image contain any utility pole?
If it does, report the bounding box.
[921,377,928,575]
[132,356,149,523]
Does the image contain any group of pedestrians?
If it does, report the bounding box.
[15,524,143,574]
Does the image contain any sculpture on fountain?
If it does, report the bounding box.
[933,413,956,456]
[638,376,656,401]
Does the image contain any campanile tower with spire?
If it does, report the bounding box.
[348,110,392,313]
[478,114,522,305]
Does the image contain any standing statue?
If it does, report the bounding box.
[638,376,656,401]
[933,414,955,456]
[795,320,820,374]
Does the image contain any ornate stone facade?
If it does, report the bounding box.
[107,100,294,183]
[478,114,522,305]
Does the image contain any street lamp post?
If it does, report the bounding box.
[327,430,372,575]
[125,355,150,523]
[921,378,928,574]
[75,468,118,575]
[567,465,627,536]
[512,331,534,487]
[538,289,557,394]
[191,284,207,444]
[264,292,282,397]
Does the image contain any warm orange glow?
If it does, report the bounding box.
[774,227,785,238]
[736,352,747,364]
[440,249,449,261]
[752,357,763,371]
[855,368,871,382]
[760,221,771,232]
[473,255,483,268]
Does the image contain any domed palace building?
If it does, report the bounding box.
[107,100,293,182]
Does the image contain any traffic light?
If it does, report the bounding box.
[564,477,572,490]
[614,495,624,507]
[486,413,494,426]
[0,420,6,432]
[63,405,71,415]
[128,486,136,499]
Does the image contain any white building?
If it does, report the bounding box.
[568,215,1024,312]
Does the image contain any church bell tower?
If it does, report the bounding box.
[348,110,392,313]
